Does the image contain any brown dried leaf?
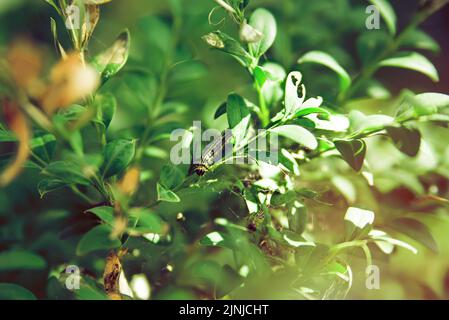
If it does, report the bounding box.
[118,166,140,195]
[81,4,100,48]
[103,250,122,300]
[41,53,100,114]
[6,39,43,91]
[0,99,31,186]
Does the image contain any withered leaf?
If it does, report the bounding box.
[0,99,31,186]
[41,53,100,114]
[92,30,130,83]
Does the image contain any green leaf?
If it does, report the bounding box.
[262,62,286,106]
[76,224,121,256]
[369,229,418,254]
[44,0,61,15]
[156,183,180,203]
[95,93,116,129]
[344,207,374,240]
[295,107,330,119]
[271,190,296,206]
[200,231,232,249]
[101,139,136,178]
[289,202,308,234]
[254,66,268,87]
[30,132,56,163]
[400,29,440,53]
[0,129,16,142]
[168,60,208,83]
[85,206,114,226]
[270,125,318,150]
[214,102,227,119]
[129,208,163,234]
[0,250,46,271]
[334,139,367,172]
[38,178,66,198]
[45,161,91,186]
[92,30,130,83]
[391,218,438,253]
[298,51,351,92]
[369,0,397,35]
[386,126,421,157]
[278,149,300,175]
[378,52,439,82]
[226,93,251,147]
[138,16,172,54]
[248,8,277,58]
[284,71,304,116]
[413,92,449,115]
[0,283,36,300]
[202,31,253,67]
[160,164,185,190]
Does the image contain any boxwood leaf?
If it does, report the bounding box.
[270,125,318,150]
[248,8,277,58]
[156,183,180,203]
[95,93,116,129]
[38,178,66,198]
[227,93,251,147]
[101,139,136,178]
[44,161,91,186]
[76,224,121,256]
[85,206,114,226]
[386,125,421,157]
[334,139,367,172]
[92,30,130,83]
[378,51,439,82]
[160,164,185,190]
[391,218,438,253]
[0,283,36,300]
[0,250,47,271]
[30,132,56,163]
[298,51,351,92]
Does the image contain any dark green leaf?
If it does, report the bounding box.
[271,190,296,206]
[38,179,66,198]
[85,206,114,226]
[214,102,227,119]
[386,126,421,157]
[45,161,91,186]
[0,283,36,300]
[30,132,56,163]
[101,139,136,178]
[334,139,367,172]
[391,218,438,253]
[156,183,180,203]
[0,250,46,271]
[95,93,116,129]
[202,31,253,67]
[160,164,185,190]
[76,224,121,256]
